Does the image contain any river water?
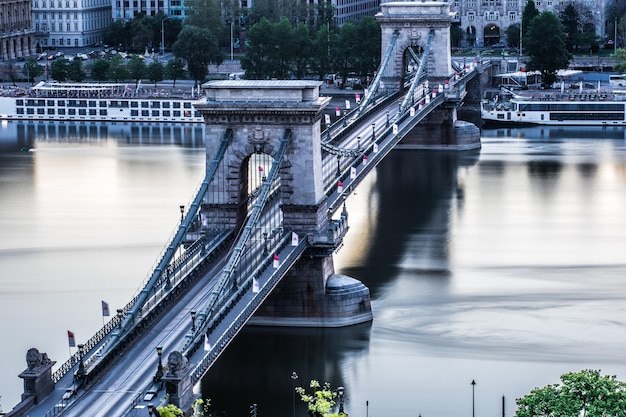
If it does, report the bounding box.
[1,121,625,417]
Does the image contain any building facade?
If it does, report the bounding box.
[32,0,111,50]
[450,0,609,47]
[0,0,36,59]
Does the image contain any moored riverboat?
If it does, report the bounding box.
[481,89,626,126]
[0,81,204,123]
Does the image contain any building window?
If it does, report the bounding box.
[509,12,516,20]
[467,0,476,8]
[468,12,475,21]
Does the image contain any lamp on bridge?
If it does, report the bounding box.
[336,154,341,176]
[154,346,164,383]
[291,371,298,417]
[76,344,86,381]
[371,123,376,141]
[179,205,185,222]
[190,310,197,331]
[471,379,476,417]
[386,111,389,127]
[337,386,345,414]
[357,136,361,150]
[116,308,124,329]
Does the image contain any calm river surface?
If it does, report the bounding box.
[1,121,625,417]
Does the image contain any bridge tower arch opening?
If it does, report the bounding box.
[377,0,454,92]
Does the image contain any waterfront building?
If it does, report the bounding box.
[32,0,111,50]
[450,0,609,47]
[0,0,36,60]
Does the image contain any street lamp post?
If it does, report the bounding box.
[155,346,164,382]
[615,17,618,55]
[337,386,345,414]
[471,379,476,417]
[179,205,185,222]
[371,123,376,141]
[190,310,197,331]
[291,371,298,417]
[161,16,171,56]
[226,19,234,60]
[116,308,124,329]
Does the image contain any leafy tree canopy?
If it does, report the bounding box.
[524,11,571,87]
[516,369,626,417]
[22,58,44,84]
[295,380,345,417]
[522,0,539,37]
[172,25,221,85]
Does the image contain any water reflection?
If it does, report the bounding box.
[0,120,205,150]
[200,324,372,417]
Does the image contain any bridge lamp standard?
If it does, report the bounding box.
[190,310,197,332]
[337,386,345,414]
[161,16,171,56]
[371,123,376,141]
[471,379,476,417]
[116,308,124,329]
[154,346,164,382]
[291,371,298,417]
[179,205,185,222]
[386,111,389,127]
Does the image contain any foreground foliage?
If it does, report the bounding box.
[516,369,626,417]
[296,380,347,417]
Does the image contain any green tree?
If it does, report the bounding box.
[521,0,539,43]
[22,58,44,84]
[165,57,186,87]
[505,23,521,49]
[67,59,86,82]
[290,22,313,80]
[148,61,165,86]
[131,14,154,51]
[240,17,276,79]
[516,370,626,417]
[185,0,222,34]
[295,380,342,417]
[560,3,581,52]
[355,16,380,80]
[334,22,360,87]
[127,55,147,86]
[49,59,69,82]
[107,55,129,82]
[104,20,130,51]
[90,59,110,82]
[172,25,221,86]
[612,48,626,72]
[157,404,184,417]
[311,24,334,81]
[524,11,571,87]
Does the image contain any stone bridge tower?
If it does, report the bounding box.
[195,80,372,327]
[377,0,454,92]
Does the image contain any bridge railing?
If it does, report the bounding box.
[188,233,309,384]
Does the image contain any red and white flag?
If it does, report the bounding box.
[373,143,379,153]
[355,93,361,103]
[67,330,76,348]
[337,180,343,193]
[444,80,449,89]
[419,100,424,110]
[362,154,368,165]
[432,88,437,98]
[335,107,341,116]
[252,278,260,293]
[345,99,350,109]
[410,107,415,117]
[325,114,331,124]
[291,232,299,246]
[393,124,398,135]
[204,335,211,352]
[350,167,356,179]
[273,254,280,268]
[101,300,110,317]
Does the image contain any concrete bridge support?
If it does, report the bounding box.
[399,106,481,150]
[195,81,372,327]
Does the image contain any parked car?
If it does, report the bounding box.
[491,42,507,48]
[76,53,89,60]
